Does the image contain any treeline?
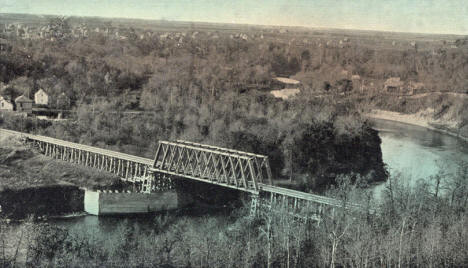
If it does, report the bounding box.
[0,17,394,187]
[2,18,468,107]
[1,163,467,267]
[0,93,387,189]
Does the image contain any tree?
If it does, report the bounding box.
[446,161,468,210]
[288,56,301,75]
[335,79,353,93]
[271,54,289,76]
[323,81,331,92]
[301,49,311,62]
[47,16,71,42]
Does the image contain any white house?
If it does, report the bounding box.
[34,89,49,105]
[0,96,14,111]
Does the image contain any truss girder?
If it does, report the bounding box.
[0,128,370,215]
[175,140,273,185]
[151,141,273,193]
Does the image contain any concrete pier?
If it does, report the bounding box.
[84,189,193,216]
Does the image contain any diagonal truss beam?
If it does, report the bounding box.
[176,140,273,185]
[150,140,275,192]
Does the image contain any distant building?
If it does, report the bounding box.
[384,77,404,93]
[408,81,425,94]
[0,96,14,111]
[34,89,49,105]
[15,95,33,113]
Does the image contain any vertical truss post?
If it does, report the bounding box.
[249,194,259,218]
[248,159,258,191]
[264,157,273,185]
[153,142,162,168]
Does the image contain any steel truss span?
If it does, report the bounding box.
[0,128,369,216]
[150,140,273,193]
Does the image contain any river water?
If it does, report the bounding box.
[371,119,468,198]
[33,119,468,230]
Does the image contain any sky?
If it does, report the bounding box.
[1,0,467,35]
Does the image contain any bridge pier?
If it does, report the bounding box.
[84,187,193,216]
[84,172,193,216]
[12,131,367,219]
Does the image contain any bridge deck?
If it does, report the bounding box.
[259,184,363,210]
[0,128,367,212]
[0,128,152,165]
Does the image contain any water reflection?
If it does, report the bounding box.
[51,206,234,234]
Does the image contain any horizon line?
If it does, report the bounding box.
[1,11,467,37]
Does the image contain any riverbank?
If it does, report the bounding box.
[0,133,120,220]
[0,185,84,219]
[364,109,468,142]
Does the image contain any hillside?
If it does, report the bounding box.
[0,132,118,191]
[1,14,432,188]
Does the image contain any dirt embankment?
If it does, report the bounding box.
[0,133,119,191]
[364,92,468,141]
[364,109,468,141]
[0,133,120,219]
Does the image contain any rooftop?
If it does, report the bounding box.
[35,89,48,95]
[385,77,404,87]
[15,95,33,103]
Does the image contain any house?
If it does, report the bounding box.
[384,77,404,93]
[34,89,49,105]
[0,96,14,111]
[15,95,33,113]
[408,81,425,95]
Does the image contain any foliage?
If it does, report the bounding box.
[1,163,467,267]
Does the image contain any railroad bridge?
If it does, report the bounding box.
[0,128,366,218]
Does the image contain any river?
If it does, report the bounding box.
[18,119,468,232]
[371,118,468,199]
